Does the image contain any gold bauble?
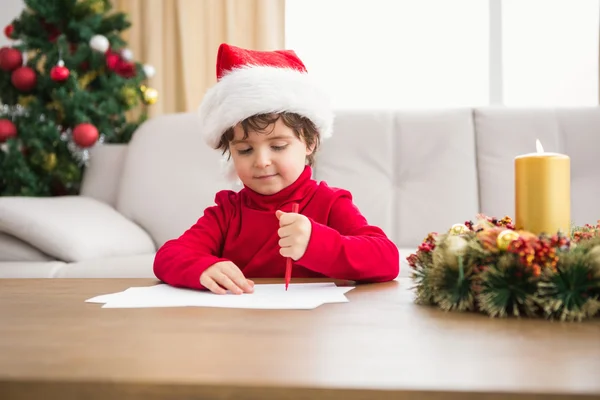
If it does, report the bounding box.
[449,223,469,235]
[43,152,57,171]
[84,0,106,14]
[120,86,138,107]
[141,85,158,105]
[496,229,520,251]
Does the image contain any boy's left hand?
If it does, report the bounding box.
[276,209,312,261]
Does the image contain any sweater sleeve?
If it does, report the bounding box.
[296,193,399,282]
[153,191,233,289]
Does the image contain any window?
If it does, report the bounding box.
[285,0,599,108]
[502,0,599,106]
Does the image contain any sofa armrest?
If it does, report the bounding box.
[0,196,156,263]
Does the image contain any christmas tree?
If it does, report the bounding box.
[0,0,157,196]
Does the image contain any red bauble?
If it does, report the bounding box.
[0,47,23,72]
[48,30,60,42]
[50,64,70,81]
[11,66,37,92]
[105,51,120,70]
[0,119,17,143]
[115,60,136,78]
[4,24,14,39]
[105,50,136,78]
[72,123,99,148]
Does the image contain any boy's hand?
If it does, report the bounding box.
[200,261,254,295]
[276,210,312,261]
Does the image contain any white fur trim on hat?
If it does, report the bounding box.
[197,65,334,149]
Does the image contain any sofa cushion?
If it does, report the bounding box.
[315,109,480,248]
[0,231,55,262]
[556,108,600,226]
[54,253,157,278]
[116,113,234,248]
[0,261,66,278]
[314,111,396,241]
[80,143,128,208]
[474,108,563,221]
[0,196,156,263]
[474,107,600,226]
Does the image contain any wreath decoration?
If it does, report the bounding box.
[408,215,600,322]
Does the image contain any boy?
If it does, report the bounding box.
[153,43,399,294]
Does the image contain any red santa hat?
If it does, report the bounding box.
[197,43,334,152]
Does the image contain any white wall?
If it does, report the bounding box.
[0,0,24,48]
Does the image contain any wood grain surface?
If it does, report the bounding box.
[0,278,599,400]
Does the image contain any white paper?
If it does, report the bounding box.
[86,283,354,310]
[85,287,147,303]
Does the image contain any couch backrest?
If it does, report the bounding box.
[81,143,128,207]
[92,107,600,250]
[474,107,600,228]
[115,113,232,248]
[314,109,479,247]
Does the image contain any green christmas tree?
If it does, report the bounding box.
[0,0,157,196]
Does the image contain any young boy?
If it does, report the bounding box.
[153,43,399,294]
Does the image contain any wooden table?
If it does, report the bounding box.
[0,278,599,400]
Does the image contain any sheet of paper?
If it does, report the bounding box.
[86,287,148,304]
[86,283,354,310]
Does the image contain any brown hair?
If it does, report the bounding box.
[216,112,320,166]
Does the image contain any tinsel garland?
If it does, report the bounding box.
[1,103,104,166]
[408,215,600,322]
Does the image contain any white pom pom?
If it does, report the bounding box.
[142,64,155,78]
[121,48,133,61]
[89,35,109,52]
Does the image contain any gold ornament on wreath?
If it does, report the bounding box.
[449,223,469,235]
[496,229,520,251]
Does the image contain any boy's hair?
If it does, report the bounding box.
[217,112,320,166]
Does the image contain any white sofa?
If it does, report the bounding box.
[1,107,599,278]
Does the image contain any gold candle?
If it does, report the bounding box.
[515,139,570,236]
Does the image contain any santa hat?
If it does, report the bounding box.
[197,43,334,163]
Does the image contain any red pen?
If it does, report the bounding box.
[285,202,299,291]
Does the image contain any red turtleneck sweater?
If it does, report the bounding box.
[153,167,399,289]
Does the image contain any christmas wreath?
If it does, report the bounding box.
[408,216,600,322]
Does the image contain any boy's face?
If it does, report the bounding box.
[229,117,313,195]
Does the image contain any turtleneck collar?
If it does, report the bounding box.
[241,166,317,212]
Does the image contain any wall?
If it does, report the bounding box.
[0,0,24,48]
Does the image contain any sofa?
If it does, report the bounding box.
[1,107,599,279]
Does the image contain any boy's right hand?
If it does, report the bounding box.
[200,261,254,295]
